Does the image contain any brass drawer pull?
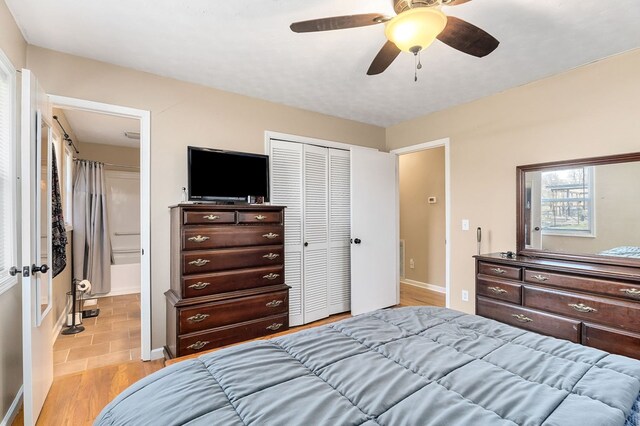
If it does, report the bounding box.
[263,273,280,280]
[569,303,597,313]
[188,235,210,243]
[512,314,533,323]
[187,313,210,323]
[263,253,280,260]
[488,287,507,294]
[620,288,640,297]
[188,282,211,290]
[262,233,280,239]
[490,267,506,275]
[532,274,549,282]
[266,300,283,308]
[203,215,220,220]
[188,259,210,267]
[187,341,210,350]
[266,323,283,331]
[255,215,267,221]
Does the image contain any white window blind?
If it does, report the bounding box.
[0,50,16,294]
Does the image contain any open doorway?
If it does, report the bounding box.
[45,96,152,377]
[392,139,450,308]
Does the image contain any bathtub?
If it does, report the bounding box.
[109,253,141,296]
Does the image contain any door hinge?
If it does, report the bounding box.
[22,266,30,277]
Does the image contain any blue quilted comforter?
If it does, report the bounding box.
[96,307,640,425]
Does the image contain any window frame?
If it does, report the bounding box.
[540,166,596,238]
[0,49,17,296]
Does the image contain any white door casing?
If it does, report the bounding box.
[328,148,351,314]
[302,144,329,323]
[350,147,399,316]
[21,69,54,426]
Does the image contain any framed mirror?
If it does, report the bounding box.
[517,152,640,267]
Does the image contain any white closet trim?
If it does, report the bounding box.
[264,130,378,155]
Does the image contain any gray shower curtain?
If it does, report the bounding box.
[73,160,111,294]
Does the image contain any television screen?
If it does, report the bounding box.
[188,147,269,202]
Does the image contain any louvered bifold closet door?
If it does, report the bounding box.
[328,149,351,314]
[269,140,304,326]
[302,144,330,323]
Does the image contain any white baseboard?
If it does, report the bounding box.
[401,279,446,294]
[0,385,23,426]
[149,347,165,361]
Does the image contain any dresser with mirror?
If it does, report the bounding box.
[475,152,640,359]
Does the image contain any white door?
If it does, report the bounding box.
[21,69,54,426]
[328,148,351,314]
[302,144,329,323]
[269,140,304,326]
[350,147,398,316]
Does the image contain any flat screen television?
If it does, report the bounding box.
[188,146,270,202]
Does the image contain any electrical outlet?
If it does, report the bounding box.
[462,219,470,231]
[409,258,415,269]
[461,290,469,302]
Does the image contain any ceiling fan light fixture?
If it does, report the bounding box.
[384,8,447,53]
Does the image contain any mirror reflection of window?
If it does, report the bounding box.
[541,166,594,237]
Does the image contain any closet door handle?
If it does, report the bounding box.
[353,238,361,245]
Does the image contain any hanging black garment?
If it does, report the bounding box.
[51,144,68,278]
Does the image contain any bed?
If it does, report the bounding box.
[600,246,640,259]
[96,307,640,426]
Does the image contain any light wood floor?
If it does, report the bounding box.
[19,283,444,425]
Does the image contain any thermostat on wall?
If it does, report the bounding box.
[428,196,437,204]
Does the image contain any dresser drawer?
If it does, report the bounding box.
[478,262,521,280]
[178,314,289,356]
[237,211,282,224]
[582,323,640,359]
[178,290,288,334]
[476,275,522,304]
[182,266,284,298]
[523,286,640,333]
[524,269,640,303]
[477,297,581,342]
[183,210,236,225]
[182,225,284,250]
[183,246,284,274]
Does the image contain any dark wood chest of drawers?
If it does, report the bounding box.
[475,253,640,359]
[165,204,289,358]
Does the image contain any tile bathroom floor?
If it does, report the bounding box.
[53,293,141,377]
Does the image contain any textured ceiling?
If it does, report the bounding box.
[7,0,640,127]
[62,109,139,148]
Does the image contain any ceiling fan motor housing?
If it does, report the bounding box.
[394,0,442,14]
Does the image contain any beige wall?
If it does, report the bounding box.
[542,161,640,254]
[399,148,446,287]
[75,141,140,169]
[26,45,386,349]
[387,48,640,314]
[0,0,26,420]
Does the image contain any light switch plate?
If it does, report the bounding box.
[462,290,469,302]
[462,219,470,231]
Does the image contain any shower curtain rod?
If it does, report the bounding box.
[73,158,140,170]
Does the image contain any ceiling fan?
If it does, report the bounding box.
[290,0,499,78]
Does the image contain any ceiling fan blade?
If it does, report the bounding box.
[290,14,388,33]
[367,41,401,75]
[444,0,474,6]
[437,16,499,57]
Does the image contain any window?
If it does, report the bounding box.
[541,166,595,236]
[0,50,17,295]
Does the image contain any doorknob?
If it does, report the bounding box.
[32,264,49,274]
[9,266,19,276]
[354,238,361,244]
[304,242,309,247]
[534,227,541,231]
